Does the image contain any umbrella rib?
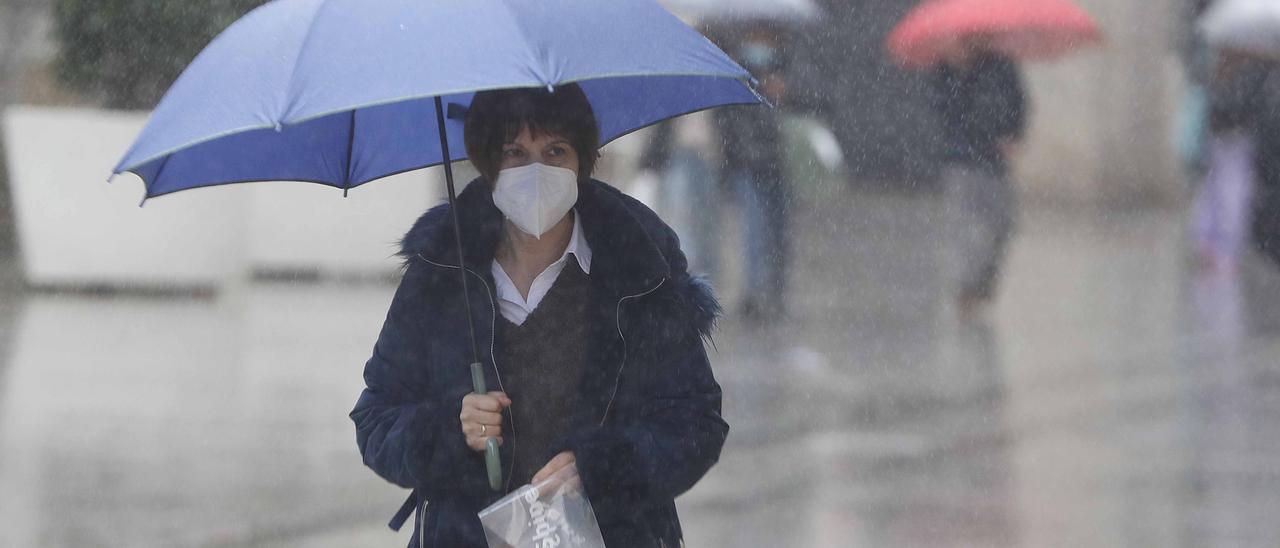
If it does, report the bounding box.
[139,153,173,203]
[343,109,355,197]
[280,0,337,121]
[493,0,549,85]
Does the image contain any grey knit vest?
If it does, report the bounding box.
[495,260,591,488]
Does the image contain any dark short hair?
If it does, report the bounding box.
[463,83,599,185]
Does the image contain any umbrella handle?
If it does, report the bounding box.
[470,362,503,491]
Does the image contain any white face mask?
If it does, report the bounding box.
[492,163,579,238]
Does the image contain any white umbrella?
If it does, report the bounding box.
[658,0,822,22]
[1200,0,1280,58]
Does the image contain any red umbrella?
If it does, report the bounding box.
[886,0,1102,69]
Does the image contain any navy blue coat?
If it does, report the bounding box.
[351,179,728,548]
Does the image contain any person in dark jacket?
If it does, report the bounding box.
[930,39,1027,313]
[715,26,792,322]
[636,113,724,284]
[350,84,728,548]
[1192,50,1269,271]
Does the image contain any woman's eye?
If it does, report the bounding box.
[502,148,524,158]
[547,146,566,157]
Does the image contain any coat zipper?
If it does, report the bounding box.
[601,278,667,425]
[418,255,518,492]
[417,498,427,548]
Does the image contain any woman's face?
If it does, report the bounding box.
[500,125,579,176]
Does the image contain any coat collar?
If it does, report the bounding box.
[407,178,671,295]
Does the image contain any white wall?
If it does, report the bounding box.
[1016,0,1186,206]
[3,105,247,287]
[3,105,454,288]
[246,172,437,275]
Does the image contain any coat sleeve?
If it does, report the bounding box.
[350,265,473,492]
[557,286,728,520]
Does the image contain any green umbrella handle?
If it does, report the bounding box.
[470,362,503,492]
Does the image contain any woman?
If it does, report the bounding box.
[1192,50,1266,271]
[350,84,728,548]
[714,28,792,322]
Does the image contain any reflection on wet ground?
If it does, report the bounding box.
[1,186,1279,547]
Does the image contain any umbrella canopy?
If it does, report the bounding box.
[113,0,760,198]
[657,0,821,22]
[887,0,1102,69]
[1200,0,1280,59]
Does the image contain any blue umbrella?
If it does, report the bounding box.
[114,0,759,197]
[113,0,760,502]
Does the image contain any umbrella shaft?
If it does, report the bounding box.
[434,96,482,365]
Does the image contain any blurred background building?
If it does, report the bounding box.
[790,0,1187,204]
[2,0,1193,241]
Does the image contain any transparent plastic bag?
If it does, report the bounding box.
[478,464,606,548]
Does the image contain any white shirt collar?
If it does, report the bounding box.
[564,209,592,275]
[490,210,591,325]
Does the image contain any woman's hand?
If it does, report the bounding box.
[532,451,580,492]
[460,391,512,452]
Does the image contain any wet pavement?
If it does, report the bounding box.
[2,183,1280,547]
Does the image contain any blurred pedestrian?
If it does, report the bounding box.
[636,112,725,283]
[715,26,792,322]
[1193,0,1280,271]
[1191,50,1268,272]
[930,37,1027,314]
[350,84,728,547]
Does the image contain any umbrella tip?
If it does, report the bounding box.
[273,122,283,132]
